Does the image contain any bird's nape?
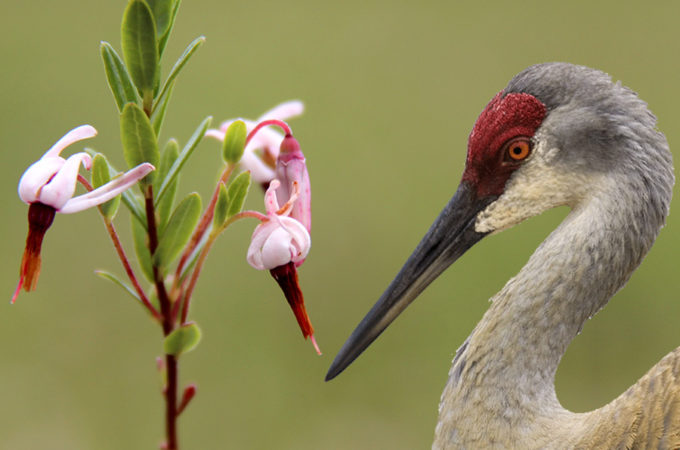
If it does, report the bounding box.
[325,182,495,381]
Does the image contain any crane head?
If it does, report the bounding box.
[325,62,673,381]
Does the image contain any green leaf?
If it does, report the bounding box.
[154,36,205,109]
[154,193,202,268]
[145,0,172,40]
[157,0,181,57]
[121,0,158,101]
[91,154,122,219]
[151,80,174,136]
[178,236,206,282]
[156,139,180,231]
[120,103,159,187]
[213,182,229,228]
[154,116,212,205]
[222,120,247,164]
[122,190,148,228]
[164,322,201,356]
[95,270,141,303]
[100,42,138,111]
[84,147,147,226]
[131,215,154,282]
[226,171,251,218]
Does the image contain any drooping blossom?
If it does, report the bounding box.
[205,100,304,184]
[275,133,311,237]
[246,179,319,354]
[13,125,155,303]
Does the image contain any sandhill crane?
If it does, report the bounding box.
[326,63,680,448]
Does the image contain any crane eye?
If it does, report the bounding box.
[506,138,531,161]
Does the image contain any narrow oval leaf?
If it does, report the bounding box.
[178,232,207,282]
[100,42,138,111]
[146,0,172,40]
[154,116,212,205]
[121,0,158,98]
[157,0,181,57]
[131,215,154,282]
[151,80,174,136]
[91,154,122,219]
[154,36,205,108]
[120,103,159,187]
[226,171,251,218]
[156,139,180,231]
[164,322,201,356]
[84,148,147,226]
[95,270,141,303]
[154,193,202,268]
[222,120,247,164]
[213,182,229,228]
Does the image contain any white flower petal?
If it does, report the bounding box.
[59,163,154,214]
[246,215,310,270]
[246,221,277,270]
[17,157,65,204]
[260,227,298,268]
[42,125,97,159]
[239,152,276,183]
[38,152,92,210]
[204,129,226,141]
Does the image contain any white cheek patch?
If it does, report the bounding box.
[474,142,593,234]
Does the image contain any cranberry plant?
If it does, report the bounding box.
[12,1,316,448]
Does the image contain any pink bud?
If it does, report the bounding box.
[276,135,311,234]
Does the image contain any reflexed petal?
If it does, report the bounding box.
[257,100,304,121]
[18,157,65,204]
[240,151,275,183]
[204,129,226,141]
[277,160,311,231]
[218,118,256,133]
[42,125,97,159]
[38,152,92,210]
[59,163,155,214]
[264,179,281,215]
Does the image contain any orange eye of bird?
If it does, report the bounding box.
[506,138,531,161]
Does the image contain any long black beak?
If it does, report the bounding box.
[325,181,495,381]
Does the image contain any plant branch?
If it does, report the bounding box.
[172,163,234,291]
[144,185,179,450]
[77,175,161,320]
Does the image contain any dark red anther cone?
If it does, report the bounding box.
[269,261,321,354]
[12,203,57,303]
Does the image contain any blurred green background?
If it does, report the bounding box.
[1,1,679,449]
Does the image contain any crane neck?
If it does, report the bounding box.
[437,171,670,441]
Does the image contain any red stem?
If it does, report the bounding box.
[245,119,292,146]
[144,187,179,450]
[173,165,234,288]
[76,176,161,320]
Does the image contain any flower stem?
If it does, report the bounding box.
[77,175,161,319]
[144,186,179,450]
[172,163,234,291]
[245,119,292,146]
[178,209,266,324]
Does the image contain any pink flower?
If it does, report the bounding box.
[13,125,155,303]
[247,180,310,270]
[275,134,311,235]
[246,179,319,354]
[206,101,304,184]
